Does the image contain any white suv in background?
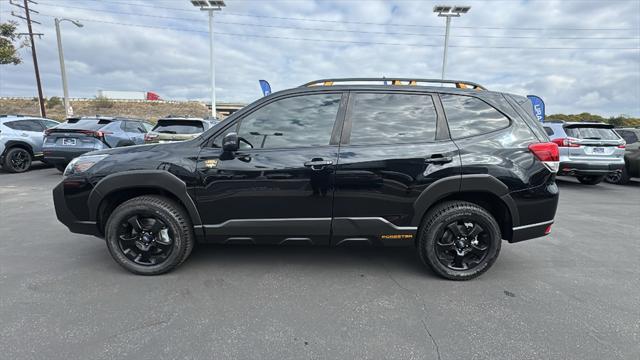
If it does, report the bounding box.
[0,115,59,173]
[543,122,626,185]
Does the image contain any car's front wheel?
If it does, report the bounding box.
[576,175,605,185]
[418,201,501,281]
[105,195,194,275]
[2,147,32,173]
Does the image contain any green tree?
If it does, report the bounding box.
[0,21,26,65]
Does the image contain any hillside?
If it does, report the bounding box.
[0,97,223,123]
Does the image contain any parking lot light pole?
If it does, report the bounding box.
[55,18,83,117]
[190,0,226,118]
[433,5,471,80]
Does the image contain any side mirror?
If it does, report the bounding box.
[222,132,239,152]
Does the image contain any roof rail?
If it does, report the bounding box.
[0,114,31,118]
[300,78,486,90]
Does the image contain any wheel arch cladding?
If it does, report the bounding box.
[4,140,34,155]
[88,170,203,232]
[412,174,518,241]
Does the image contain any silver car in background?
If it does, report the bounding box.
[543,122,625,185]
[0,115,59,173]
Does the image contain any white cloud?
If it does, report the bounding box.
[0,0,638,116]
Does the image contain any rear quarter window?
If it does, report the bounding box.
[544,127,554,136]
[440,94,510,139]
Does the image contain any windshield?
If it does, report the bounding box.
[153,120,204,134]
[57,119,112,130]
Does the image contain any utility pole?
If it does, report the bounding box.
[190,0,226,119]
[11,0,46,117]
[433,5,471,80]
[55,18,83,117]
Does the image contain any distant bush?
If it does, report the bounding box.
[46,96,62,109]
[94,96,114,109]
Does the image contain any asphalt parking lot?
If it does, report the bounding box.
[1,165,638,360]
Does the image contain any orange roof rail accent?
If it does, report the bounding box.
[300,78,486,90]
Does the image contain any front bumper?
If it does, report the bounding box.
[558,161,625,176]
[53,181,102,237]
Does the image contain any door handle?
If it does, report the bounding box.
[424,155,453,164]
[304,159,334,170]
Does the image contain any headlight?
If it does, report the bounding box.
[63,154,109,177]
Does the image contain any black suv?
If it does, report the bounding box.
[53,78,560,280]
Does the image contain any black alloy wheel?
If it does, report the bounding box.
[117,214,174,266]
[3,147,32,173]
[418,201,501,281]
[105,195,194,275]
[434,220,489,271]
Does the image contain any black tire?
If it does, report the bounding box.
[576,175,605,185]
[54,164,68,173]
[417,201,502,281]
[605,168,630,185]
[1,147,32,173]
[105,195,194,275]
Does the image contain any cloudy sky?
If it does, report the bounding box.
[0,0,638,116]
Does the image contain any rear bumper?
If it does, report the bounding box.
[559,161,625,176]
[43,148,93,165]
[511,220,553,243]
[53,181,102,237]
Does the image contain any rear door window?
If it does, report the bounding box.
[564,126,619,140]
[441,94,510,139]
[153,120,204,134]
[5,120,44,132]
[347,93,438,145]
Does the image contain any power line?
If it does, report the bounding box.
[39,1,638,32]
[21,12,640,51]
[31,3,640,41]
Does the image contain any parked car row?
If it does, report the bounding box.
[1,114,217,173]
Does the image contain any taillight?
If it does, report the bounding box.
[529,142,559,173]
[617,143,626,149]
[144,133,159,141]
[551,137,580,147]
[79,130,111,139]
[544,224,552,235]
[44,128,52,136]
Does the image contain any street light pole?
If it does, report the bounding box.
[433,5,471,80]
[190,1,226,119]
[55,18,83,118]
[208,10,216,119]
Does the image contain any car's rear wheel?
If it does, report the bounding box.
[105,195,194,275]
[605,168,630,185]
[576,175,605,185]
[2,147,32,173]
[418,201,501,281]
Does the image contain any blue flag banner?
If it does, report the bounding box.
[259,80,272,97]
[527,95,545,123]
